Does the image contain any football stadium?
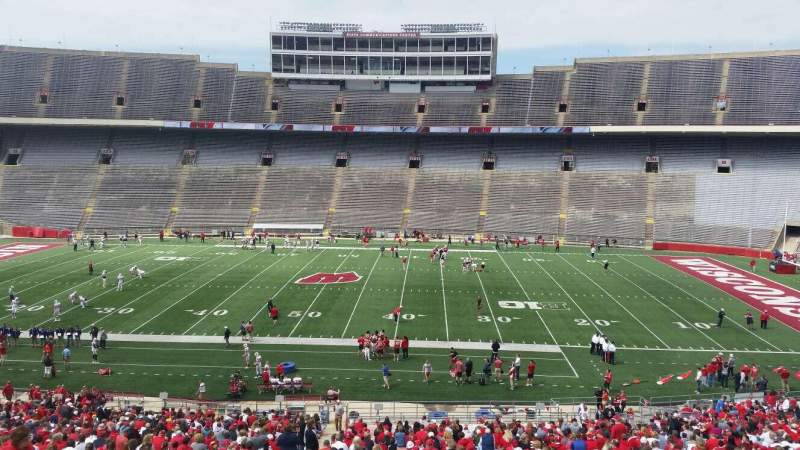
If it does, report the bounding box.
[0,14,799,448]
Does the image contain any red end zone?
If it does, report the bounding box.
[654,255,800,332]
[0,243,62,261]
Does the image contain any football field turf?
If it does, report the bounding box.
[0,238,797,403]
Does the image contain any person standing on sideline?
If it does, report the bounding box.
[717,308,726,327]
[760,309,769,329]
[490,339,500,361]
[745,311,754,329]
[224,326,231,347]
[607,341,616,365]
[526,360,536,386]
[90,338,99,363]
[749,258,756,272]
[603,368,613,389]
[62,346,71,371]
[196,380,206,401]
[381,363,391,389]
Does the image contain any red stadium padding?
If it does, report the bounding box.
[652,241,773,258]
[11,226,72,239]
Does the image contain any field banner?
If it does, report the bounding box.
[0,242,61,261]
[654,256,800,332]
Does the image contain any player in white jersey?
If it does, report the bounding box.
[283,237,290,248]
[79,295,87,309]
[10,297,19,319]
[135,268,145,279]
[137,235,143,246]
[242,342,251,368]
[254,352,263,376]
[101,270,107,288]
[116,273,124,291]
[99,236,106,249]
[68,291,78,305]
[53,299,62,322]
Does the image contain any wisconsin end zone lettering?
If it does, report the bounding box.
[654,256,800,332]
[295,272,362,285]
[0,243,61,261]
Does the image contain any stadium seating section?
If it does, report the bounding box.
[1,46,800,248]
[2,126,799,249]
[1,46,800,125]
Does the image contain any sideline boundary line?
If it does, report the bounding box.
[90,333,800,355]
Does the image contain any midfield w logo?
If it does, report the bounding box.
[295,272,362,285]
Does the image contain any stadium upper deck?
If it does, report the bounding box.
[1,45,799,127]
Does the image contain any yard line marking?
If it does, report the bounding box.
[49,246,216,328]
[3,246,149,295]
[525,252,601,334]
[184,249,296,334]
[438,259,450,340]
[248,250,327,322]
[469,251,502,342]
[622,256,782,352]
[557,254,671,348]
[392,248,412,339]
[0,247,158,321]
[129,249,278,333]
[0,358,578,377]
[340,251,382,338]
[92,250,225,329]
[495,251,579,378]
[289,250,354,337]
[603,260,726,349]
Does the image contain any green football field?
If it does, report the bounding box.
[0,237,797,403]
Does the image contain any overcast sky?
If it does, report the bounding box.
[1,0,798,73]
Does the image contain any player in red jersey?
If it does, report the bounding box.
[526,360,536,386]
[392,306,402,322]
[269,306,279,326]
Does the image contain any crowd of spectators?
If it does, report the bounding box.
[0,383,797,450]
